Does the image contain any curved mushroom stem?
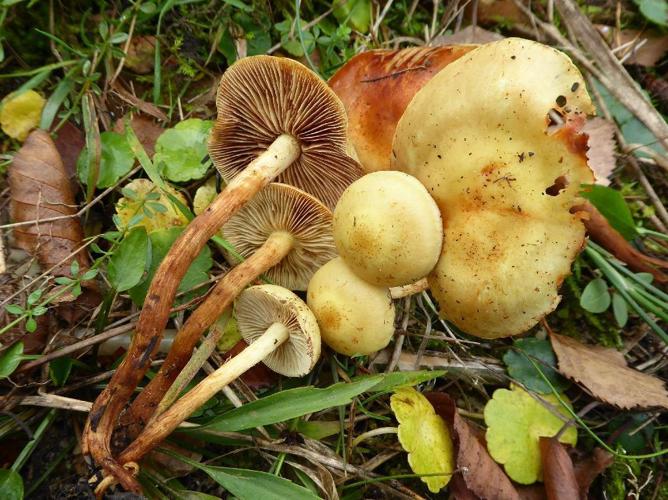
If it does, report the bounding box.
[118,322,291,465]
[82,134,300,490]
[120,230,295,439]
[389,278,429,299]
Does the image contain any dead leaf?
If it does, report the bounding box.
[583,118,616,186]
[8,129,101,323]
[539,437,579,500]
[425,392,521,500]
[433,25,505,45]
[124,35,157,74]
[578,202,668,283]
[477,0,530,27]
[110,82,168,122]
[550,332,668,410]
[573,448,613,499]
[596,25,668,67]
[113,114,163,157]
[52,121,85,181]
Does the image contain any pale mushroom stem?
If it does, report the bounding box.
[389,278,429,299]
[83,134,300,493]
[121,230,295,439]
[118,322,291,465]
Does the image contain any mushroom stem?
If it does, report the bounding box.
[120,230,295,439]
[118,322,291,465]
[390,278,429,299]
[82,134,300,486]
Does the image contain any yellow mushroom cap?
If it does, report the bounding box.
[307,257,395,356]
[333,171,443,287]
[392,38,595,339]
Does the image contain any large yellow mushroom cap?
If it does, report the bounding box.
[392,38,595,339]
[307,257,395,356]
[333,171,442,287]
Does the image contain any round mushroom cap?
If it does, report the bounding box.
[210,55,363,210]
[223,183,336,291]
[393,38,595,339]
[333,171,442,287]
[329,46,476,173]
[235,284,320,377]
[307,257,395,356]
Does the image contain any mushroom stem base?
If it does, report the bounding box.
[118,322,290,464]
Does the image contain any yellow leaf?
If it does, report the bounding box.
[484,384,577,484]
[193,177,217,216]
[115,179,188,233]
[390,387,455,493]
[1,90,46,141]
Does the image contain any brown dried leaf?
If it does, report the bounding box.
[113,114,163,158]
[578,202,668,283]
[539,437,579,500]
[550,332,668,410]
[596,25,668,67]
[583,118,616,186]
[573,448,613,499]
[110,82,168,122]
[52,121,85,181]
[433,25,505,45]
[426,392,520,500]
[124,35,157,74]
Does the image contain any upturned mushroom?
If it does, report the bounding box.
[307,257,395,356]
[121,183,334,439]
[333,171,442,287]
[392,38,595,338]
[118,285,321,465]
[84,55,361,491]
[329,46,476,172]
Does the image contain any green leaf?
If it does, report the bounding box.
[332,0,371,33]
[0,343,24,379]
[362,370,444,393]
[128,227,212,306]
[294,420,341,440]
[612,292,629,327]
[108,227,150,292]
[153,119,213,182]
[77,131,134,188]
[188,463,317,500]
[27,289,42,305]
[49,357,73,387]
[580,278,611,313]
[503,338,569,394]
[581,185,637,240]
[633,0,667,26]
[223,0,252,11]
[25,318,37,332]
[4,304,23,316]
[0,469,23,500]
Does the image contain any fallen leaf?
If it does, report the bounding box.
[583,118,616,186]
[110,81,168,122]
[426,392,521,500]
[115,178,189,233]
[573,448,613,498]
[433,25,505,45]
[596,25,668,67]
[113,113,164,157]
[193,177,218,216]
[477,0,530,27]
[52,121,85,181]
[124,35,157,74]
[578,202,668,283]
[1,90,45,141]
[550,332,668,410]
[484,385,577,485]
[153,119,213,182]
[390,387,455,493]
[539,437,579,500]
[503,338,569,394]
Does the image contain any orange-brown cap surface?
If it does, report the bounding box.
[329,46,476,172]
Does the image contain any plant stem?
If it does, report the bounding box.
[119,322,291,464]
[82,134,300,493]
[11,409,57,473]
[125,231,294,435]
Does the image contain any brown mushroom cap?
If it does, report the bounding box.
[392,38,595,339]
[222,183,336,291]
[210,55,363,209]
[329,46,476,173]
[235,284,321,377]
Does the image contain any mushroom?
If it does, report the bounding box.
[84,55,361,491]
[121,183,334,439]
[392,38,595,338]
[333,171,442,287]
[329,46,476,172]
[117,285,321,465]
[307,257,395,356]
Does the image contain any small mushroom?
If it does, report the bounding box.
[84,55,361,489]
[307,257,395,356]
[329,46,476,172]
[333,171,442,287]
[122,183,334,439]
[118,285,320,464]
[392,38,596,338]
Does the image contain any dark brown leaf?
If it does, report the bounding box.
[539,437,579,500]
[426,392,521,500]
[113,114,163,158]
[573,448,613,498]
[52,121,85,182]
[124,36,157,74]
